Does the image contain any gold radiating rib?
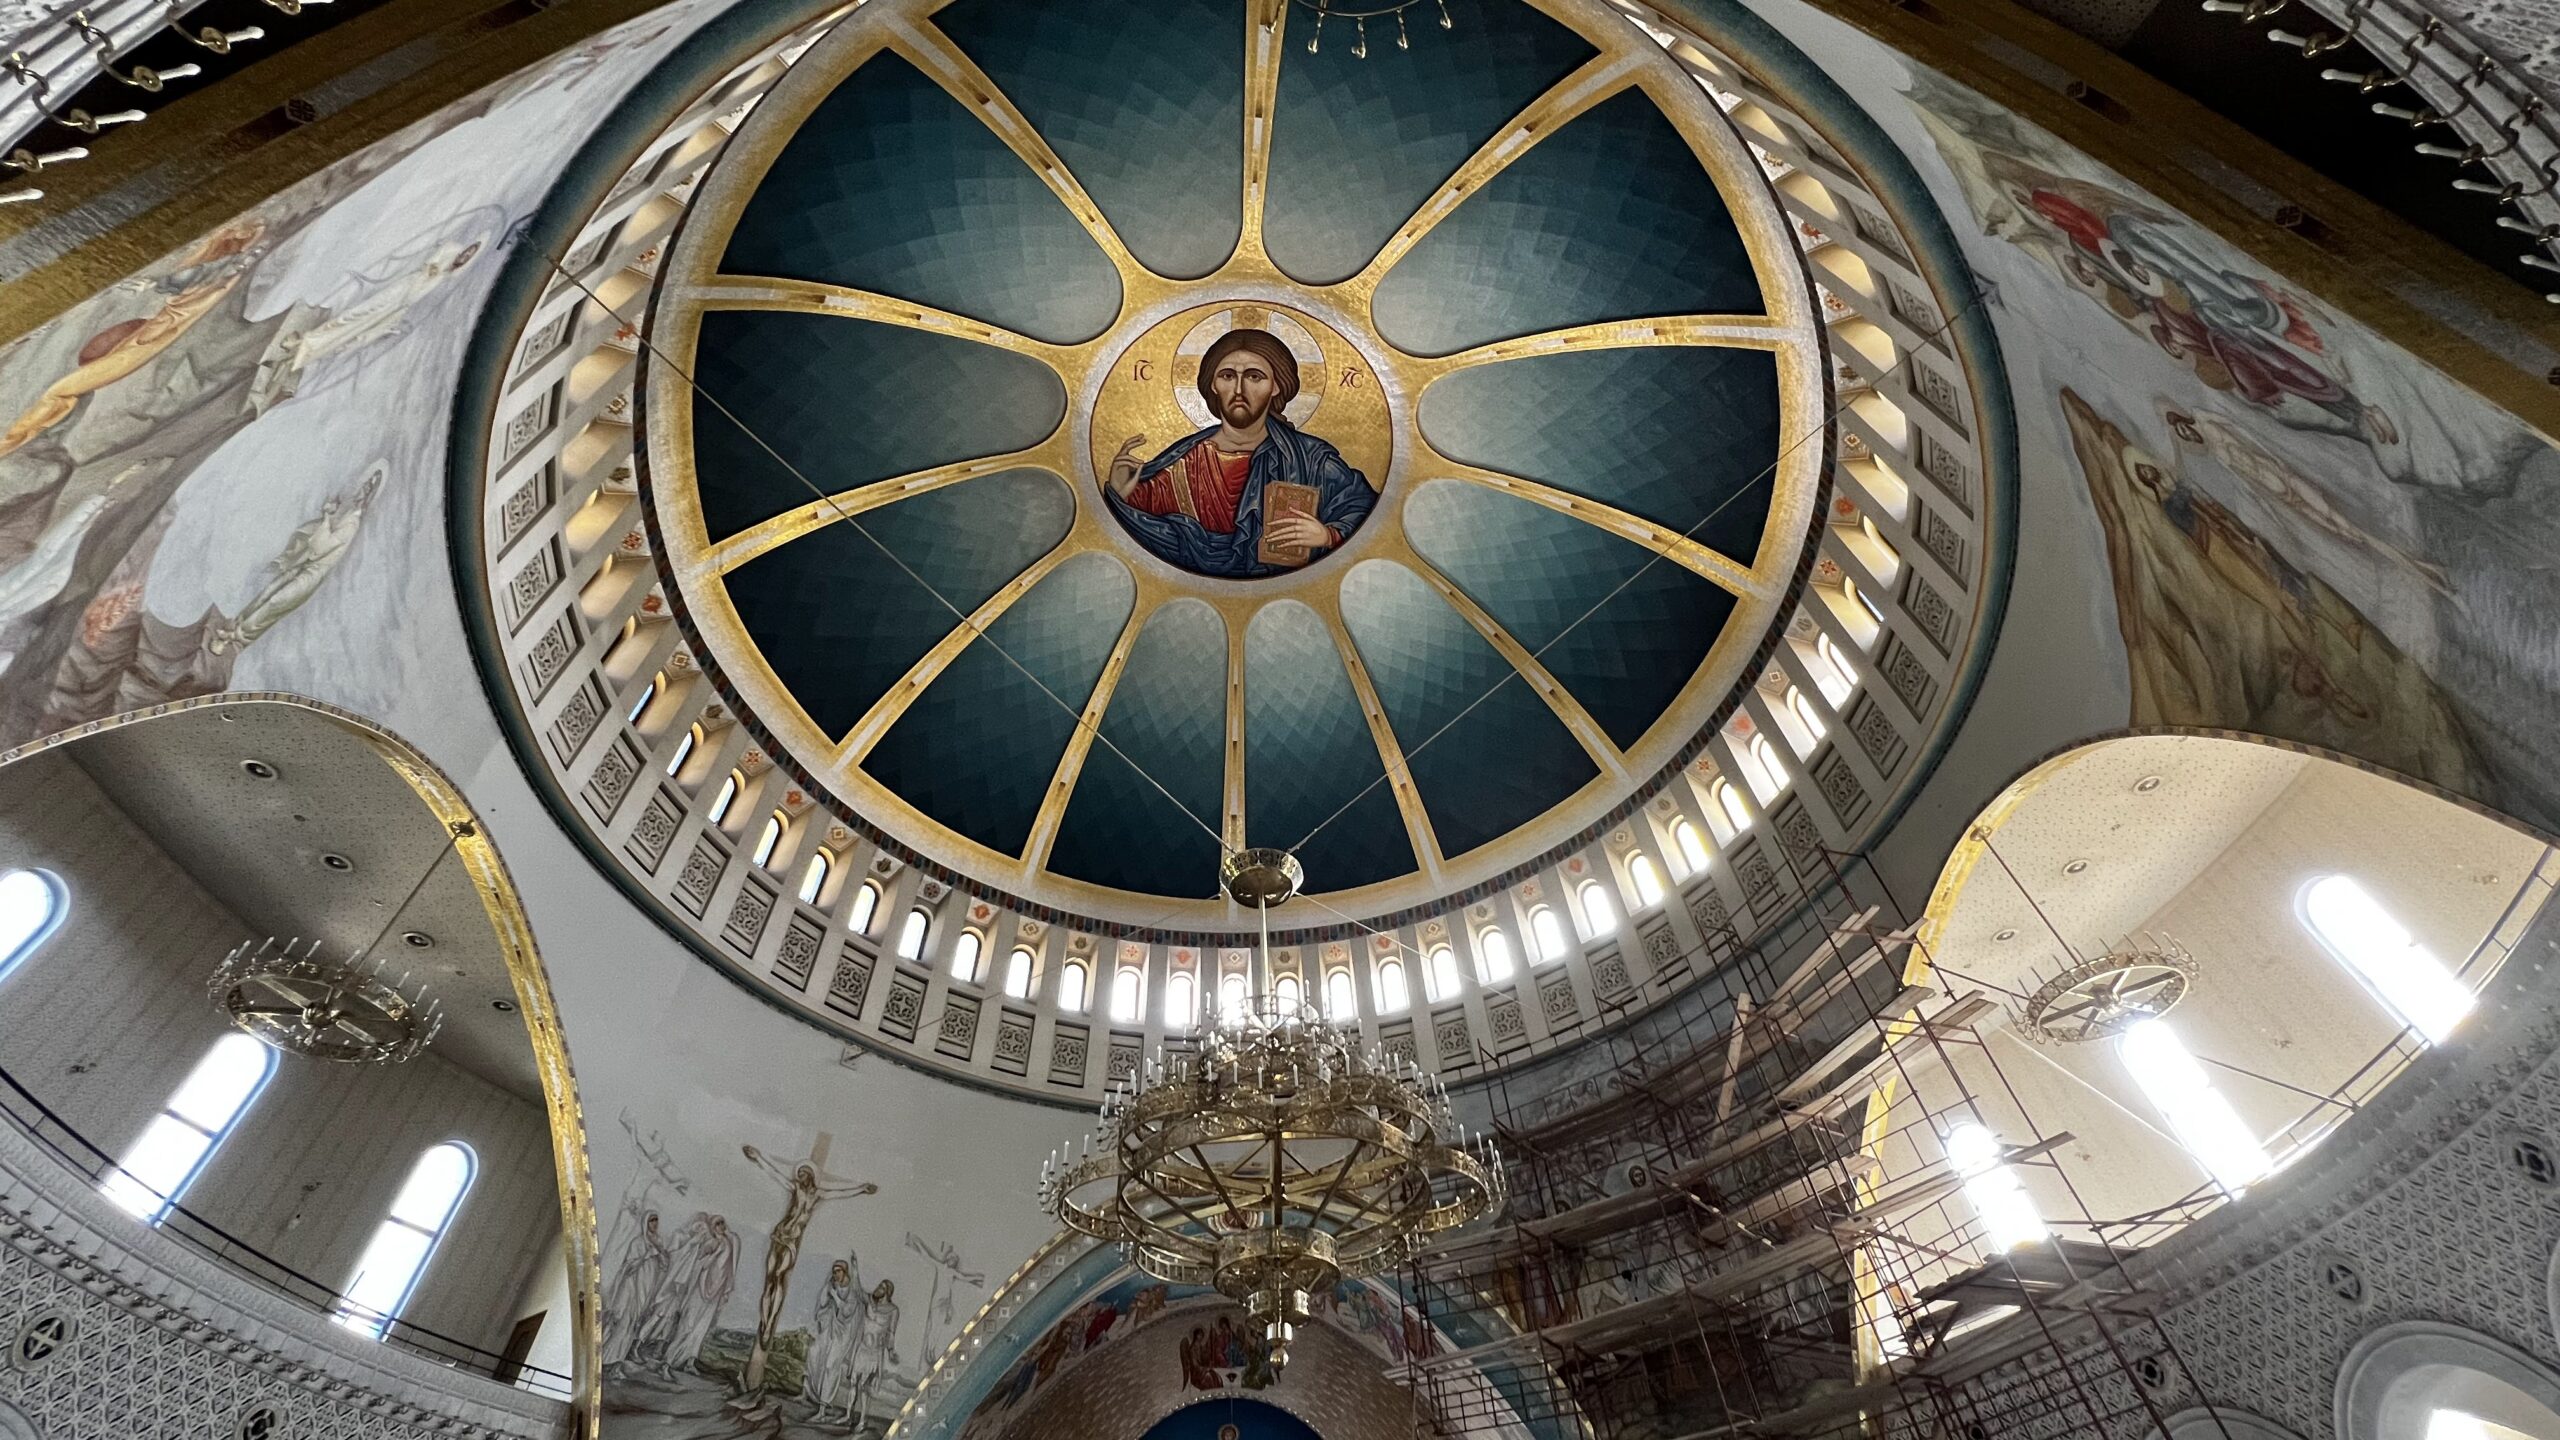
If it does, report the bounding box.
[1407,313,1801,382]
[836,541,1076,763]
[891,18,1149,285]
[1427,450,1771,600]
[1403,556,1629,782]
[1346,52,1643,293]
[1223,617,1248,853]
[686,275,1078,365]
[692,444,1068,579]
[1316,605,1446,883]
[1022,601,1152,868]
[1237,0,1289,266]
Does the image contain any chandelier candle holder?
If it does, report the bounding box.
[207,937,445,1064]
[206,819,472,1064]
[1040,850,1503,1372]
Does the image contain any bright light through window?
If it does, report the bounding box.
[1578,882,1615,938]
[2118,1019,2272,1194]
[336,1143,475,1338]
[2301,874,2474,1045]
[1629,855,1665,909]
[1530,908,1569,966]
[1946,1122,2047,1252]
[949,931,982,984]
[848,882,880,934]
[1424,946,1458,1001]
[0,868,61,979]
[798,850,830,905]
[1274,974,1301,1010]
[1220,972,1247,1022]
[1671,820,1711,877]
[102,1033,275,1222]
[1477,931,1514,984]
[1326,969,1355,1017]
[1060,963,1089,1013]
[2427,1412,2493,1440]
[1004,947,1035,999]
[896,907,929,962]
[1165,971,1196,1027]
[1110,967,1142,1023]
[1376,961,1408,1012]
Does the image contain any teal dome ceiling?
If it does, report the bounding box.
[644,0,1828,921]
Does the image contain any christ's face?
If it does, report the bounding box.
[1209,353,1279,429]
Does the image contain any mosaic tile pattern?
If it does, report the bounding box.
[689,312,1064,538]
[718,53,1121,344]
[864,553,1136,857]
[1417,344,1779,552]
[932,0,1243,280]
[1403,480,1734,749]
[1243,600,1416,889]
[1264,3,1594,286]
[723,468,1075,737]
[1339,560,1599,859]
[1372,88,1760,356]
[1049,599,1230,891]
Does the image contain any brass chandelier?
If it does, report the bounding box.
[1038,849,1504,1370]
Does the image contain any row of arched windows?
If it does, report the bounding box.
[0,867,476,1336]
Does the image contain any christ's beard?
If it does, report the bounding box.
[1224,397,1263,426]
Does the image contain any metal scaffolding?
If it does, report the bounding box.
[1392,848,2219,1440]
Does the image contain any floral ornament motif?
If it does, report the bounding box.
[1370,933,1397,954]
[1564,854,1589,876]
[619,529,648,553]
[1117,940,1147,965]
[1422,918,1448,940]
[1813,556,1844,583]
[667,648,694,671]
[1069,933,1094,954]
[970,900,996,924]
[1515,876,1543,901]
[1322,942,1350,965]
[641,591,666,614]
[918,879,949,904]
[825,824,852,847]
[1020,919,1047,942]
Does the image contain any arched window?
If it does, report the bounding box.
[1628,854,1666,909]
[336,1142,476,1339]
[1747,733,1785,800]
[1274,973,1302,1009]
[1715,779,1754,834]
[1811,633,1856,704]
[1844,576,1884,631]
[665,723,700,777]
[708,770,743,825]
[1787,686,1829,745]
[1325,968,1355,1017]
[1671,819,1711,877]
[1219,971,1247,1022]
[1529,907,1569,966]
[1110,967,1143,1023]
[1003,946,1035,999]
[1476,930,1514,984]
[895,907,930,962]
[1059,962,1090,1013]
[103,1033,277,1222]
[2117,1018,2270,1194]
[847,880,881,934]
[626,672,662,726]
[2301,874,2472,1045]
[1946,1122,2046,1253]
[1424,945,1459,1001]
[797,850,831,905]
[1376,959,1410,1011]
[0,869,63,981]
[949,930,984,984]
[751,810,786,868]
[1577,881,1616,938]
[1165,971,1197,1027]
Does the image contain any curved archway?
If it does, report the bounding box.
[2159,1407,2306,1440]
[0,692,599,1415]
[1142,1399,1324,1440]
[2337,1321,2560,1440]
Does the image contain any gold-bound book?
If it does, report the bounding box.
[1256,481,1323,567]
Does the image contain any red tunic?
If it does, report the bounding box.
[1125,444,1255,532]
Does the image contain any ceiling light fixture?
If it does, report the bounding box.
[1296,0,1452,60]
[1039,848,1503,1372]
[208,823,475,1065]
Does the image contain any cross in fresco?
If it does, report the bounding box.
[737,1131,878,1393]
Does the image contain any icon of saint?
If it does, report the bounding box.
[1104,327,1375,578]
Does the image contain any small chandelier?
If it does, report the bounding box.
[1039,849,1504,1371]
[207,820,472,1065]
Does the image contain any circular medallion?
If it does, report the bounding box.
[1089,301,1391,580]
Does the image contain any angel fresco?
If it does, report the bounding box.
[2064,388,2482,793]
[1104,328,1376,579]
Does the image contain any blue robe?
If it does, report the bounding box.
[1105,416,1376,578]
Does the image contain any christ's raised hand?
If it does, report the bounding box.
[1107,435,1149,495]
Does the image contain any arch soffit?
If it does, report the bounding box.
[2159,1406,2308,1440]
[2335,1320,2560,1440]
[0,691,601,1427]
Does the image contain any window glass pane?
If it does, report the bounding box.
[1111,968,1142,1022]
[1377,961,1408,1011]
[798,852,830,904]
[1005,948,1034,998]
[1531,909,1568,964]
[167,1034,273,1132]
[1630,856,1665,908]
[1426,947,1459,1000]
[1478,932,1513,984]
[1673,821,1711,875]
[627,675,659,724]
[388,1144,475,1230]
[665,726,697,777]
[2117,1019,2272,1192]
[1165,973,1195,1027]
[2303,874,2473,1044]
[1717,782,1753,833]
[752,813,784,868]
[950,932,983,983]
[0,869,58,971]
[848,882,879,933]
[1326,970,1355,1016]
[1579,883,1615,937]
[1060,963,1089,1012]
[103,1116,212,1220]
[337,1223,435,1336]
[896,909,929,961]
[1219,973,1246,1020]
[1274,974,1301,1009]
[709,774,740,824]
